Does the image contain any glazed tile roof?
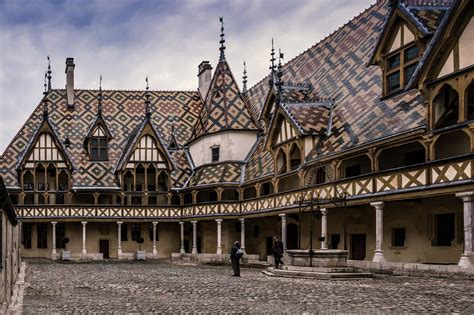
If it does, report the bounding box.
[190,60,259,142]
[402,0,452,33]
[0,89,202,188]
[245,0,427,168]
[1,0,451,188]
[243,137,274,183]
[283,102,332,135]
[186,162,243,188]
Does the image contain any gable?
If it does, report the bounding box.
[276,118,298,145]
[25,133,65,165]
[126,135,167,169]
[437,16,474,78]
[386,23,416,53]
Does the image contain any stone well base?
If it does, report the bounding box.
[285,249,349,267]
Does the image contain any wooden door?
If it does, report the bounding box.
[99,240,109,259]
[350,234,366,260]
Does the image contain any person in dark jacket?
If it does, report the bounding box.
[230,241,243,276]
[272,236,284,269]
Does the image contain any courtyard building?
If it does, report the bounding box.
[0,177,21,307]
[0,0,473,269]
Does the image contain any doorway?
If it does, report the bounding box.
[99,240,110,259]
[350,234,366,260]
[287,223,298,249]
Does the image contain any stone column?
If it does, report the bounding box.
[456,191,474,268]
[191,221,198,255]
[370,202,385,262]
[179,222,185,254]
[239,218,246,252]
[152,221,158,256]
[81,221,87,255]
[216,219,222,255]
[279,213,287,250]
[51,221,57,257]
[321,208,328,250]
[117,222,123,256]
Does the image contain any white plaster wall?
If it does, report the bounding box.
[459,16,474,70]
[189,131,257,167]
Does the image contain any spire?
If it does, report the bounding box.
[47,56,52,92]
[43,72,49,120]
[242,61,248,94]
[269,39,276,87]
[97,74,103,115]
[145,76,151,118]
[276,49,284,102]
[219,16,226,61]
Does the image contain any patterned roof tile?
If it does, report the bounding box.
[190,60,259,142]
[1,89,202,188]
[187,162,243,187]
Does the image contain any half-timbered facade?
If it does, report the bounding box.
[1,0,473,268]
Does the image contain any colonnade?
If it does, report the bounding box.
[46,191,474,267]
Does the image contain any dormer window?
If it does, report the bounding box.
[385,43,420,95]
[211,146,220,162]
[89,127,108,161]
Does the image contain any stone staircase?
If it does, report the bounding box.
[262,265,373,279]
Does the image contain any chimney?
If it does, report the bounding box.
[65,57,75,108]
[197,61,212,98]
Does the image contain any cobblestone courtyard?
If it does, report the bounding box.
[23,260,474,313]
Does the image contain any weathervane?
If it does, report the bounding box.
[269,39,276,86]
[219,16,226,61]
[242,61,248,94]
[47,55,52,92]
[145,76,151,118]
[98,74,103,114]
[43,71,49,119]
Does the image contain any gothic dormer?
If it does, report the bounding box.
[368,0,440,96]
[84,77,113,161]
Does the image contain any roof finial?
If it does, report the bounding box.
[242,61,248,94]
[43,72,49,119]
[47,55,52,92]
[219,16,226,61]
[276,49,284,101]
[269,38,276,87]
[145,76,151,118]
[97,74,103,114]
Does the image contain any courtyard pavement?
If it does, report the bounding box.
[23,260,474,314]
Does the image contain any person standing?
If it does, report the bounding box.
[230,241,243,276]
[272,236,284,269]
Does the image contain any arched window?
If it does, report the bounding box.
[466,82,474,121]
[276,149,287,175]
[289,144,301,171]
[434,84,459,129]
[260,182,274,196]
[221,188,239,201]
[435,130,471,160]
[378,142,426,170]
[243,186,257,200]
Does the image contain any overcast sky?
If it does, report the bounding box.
[0,0,374,153]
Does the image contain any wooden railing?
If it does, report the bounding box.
[14,155,473,220]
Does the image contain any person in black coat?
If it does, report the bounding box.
[230,241,243,276]
[272,236,284,269]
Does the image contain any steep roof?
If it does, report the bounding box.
[189,59,259,143]
[186,161,243,188]
[1,89,202,189]
[246,0,427,169]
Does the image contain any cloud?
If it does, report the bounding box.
[0,0,374,153]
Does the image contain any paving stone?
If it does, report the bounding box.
[22,260,474,313]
